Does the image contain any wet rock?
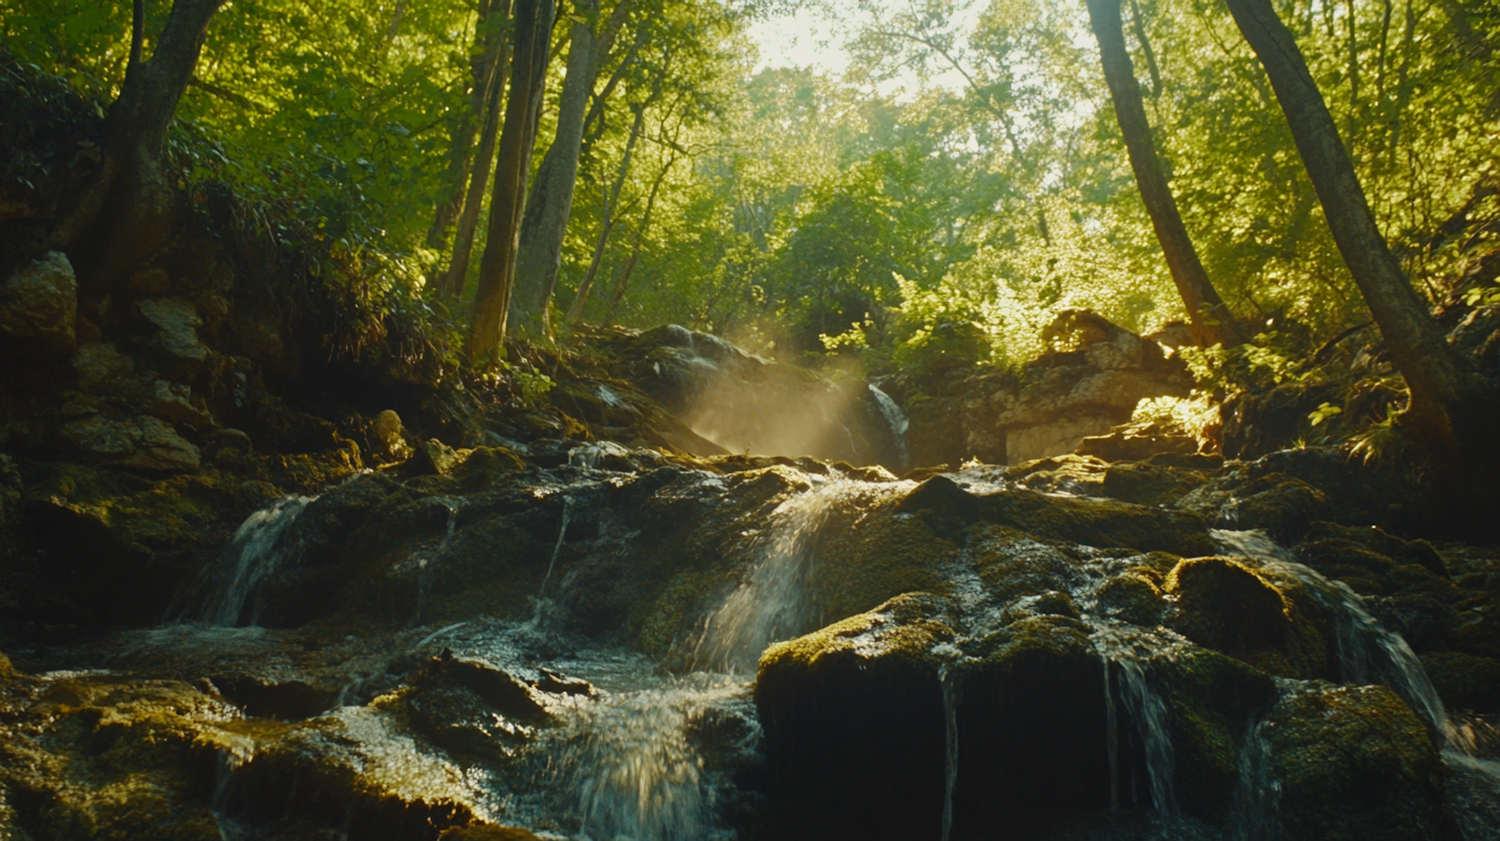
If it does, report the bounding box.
[415,653,559,726]
[58,414,201,471]
[0,250,75,354]
[755,593,955,840]
[1101,460,1211,507]
[136,297,209,376]
[1094,570,1167,626]
[208,673,339,720]
[985,488,1216,556]
[999,589,1082,624]
[1264,683,1449,841]
[1163,558,1291,657]
[946,615,1114,836]
[1218,474,1328,542]
[404,438,462,477]
[1420,651,1500,715]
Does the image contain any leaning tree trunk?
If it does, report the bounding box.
[467,0,556,362]
[509,0,601,338]
[55,0,227,286]
[1086,0,1243,347]
[1225,0,1499,531]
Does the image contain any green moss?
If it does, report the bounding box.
[807,505,958,622]
[1265,683,1446,841]
[984,489,1215,556]
[1095,571,1166,626]
[758,593,955,678]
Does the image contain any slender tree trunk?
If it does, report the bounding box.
[510,0,602,337]
[567,103,644,323]
[606,150,674,322]
[467,0,556,362]
[427,0,505,249]
[440,2,513,301]
[1086,0,1243,346]
[1127,0,1163,98]
[1224,0,1499,525]
[54,0,227,285]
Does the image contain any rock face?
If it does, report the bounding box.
[58,413,201,470]
[599,324,909,470]
[895,311,1193,467]
[0,250,76,353]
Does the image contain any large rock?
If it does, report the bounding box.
[0,250,75,353]
[1264,683,1449,841]
[897,310,1193,466]
[755,593,955,840]
[59,414,201,471]
[137,296,209,375]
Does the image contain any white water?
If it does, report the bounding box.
[693,474,913,672]
[869,383,910,466]
[201,495,315,627]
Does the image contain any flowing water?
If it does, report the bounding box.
[692,474,914,672]
[200,495,316,627]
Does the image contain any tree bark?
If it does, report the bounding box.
[55,0,227,285]
[510,0,603,337]
[567,102,644,323]
[439,1,513,301]
[1225,0,1499,525]
[1086,0,1243,347]
[467,0,556,362]
[427,0,507,249]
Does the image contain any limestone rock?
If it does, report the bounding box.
[1077,420,1199,462]
[0,250,76,352]
[59,415,201,471]
[137,296,208,373]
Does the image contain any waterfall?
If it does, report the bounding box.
[869,384,910,467]
[1227,716,1281,841]
[531,673,747,841]
[201,496,316,627]
[539,496,573,596]
[1213,529,1468,752]
[693,475,911,671]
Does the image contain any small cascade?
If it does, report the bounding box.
[201,496,316,627]
[539,496,574,597]
[1113,651,1177,820]
[1226,717,1281,841]
[1213,529,1469,752]
[940,664,962,841]
[694,475,911,671]
[544,676,745,841]
[209,739,256,841]
[413,498,465,627]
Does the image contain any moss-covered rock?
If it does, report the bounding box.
[984,488,1216,556]
[945,615,1113,836]
[1420,651,1500,715]
[755,593,955,840]
[1094,570,1167,626]
[1264,683,1450,841]
[1164,558,1291,658]
[1101,460,1211,507]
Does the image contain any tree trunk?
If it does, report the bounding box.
[439,2,513,301]
[1225,0,1499,529]
[467,0,556,362]
[606,150,674,322]
[56,0,227,285]
[1086,0,1243,347]
[567,102,644,323]
[427,0,506,249]
[509,0,601,337]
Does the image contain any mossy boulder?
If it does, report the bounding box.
[1264,683,1450,841]
[1100,460,1210,507]
[1164,558,1291,658]
[945,615,1115,836]
[1094,570,1167,626]
[984,488,1215,556]
[1218,474,1328,542]
[755,593,955,840]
